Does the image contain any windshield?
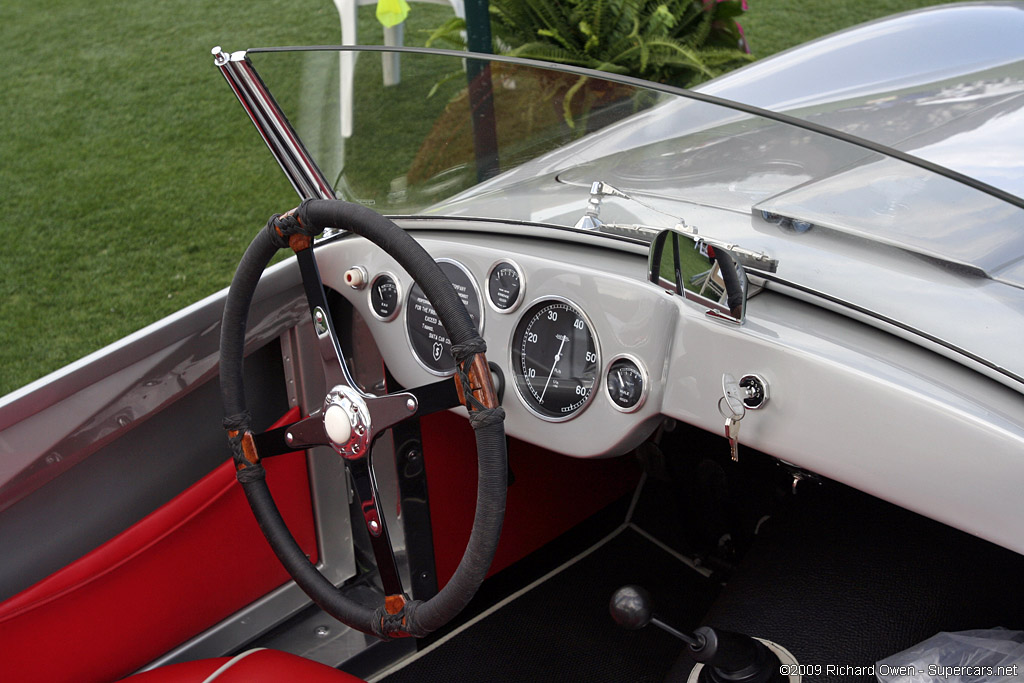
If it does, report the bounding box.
[244,47,1024,277]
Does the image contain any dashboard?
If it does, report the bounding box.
[316,227,674,457]
[310,219,1024,559]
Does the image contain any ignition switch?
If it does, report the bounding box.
[738,374,769,410]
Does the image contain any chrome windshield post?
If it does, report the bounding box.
[212,46,336,202]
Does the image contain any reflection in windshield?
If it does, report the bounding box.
[250,49,662,214]
[246,48,1023,277]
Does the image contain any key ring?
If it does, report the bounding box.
[718,395,746,421]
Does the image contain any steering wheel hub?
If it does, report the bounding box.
[323,385,371,458]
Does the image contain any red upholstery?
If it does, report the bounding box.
[124,649,366,682]
[421,410,640,587]
[0,408,318,682]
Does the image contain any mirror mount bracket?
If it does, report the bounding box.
[574,181,633,231]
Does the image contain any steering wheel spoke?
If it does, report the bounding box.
[347,455,406,597]
[248,413,327,458]
[295,246,356,391]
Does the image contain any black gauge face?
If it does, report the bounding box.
[406,261,482,374]
[487,261,522,311]
[369,274,400,321]
[512,300,598,420]
[606,358,646,412]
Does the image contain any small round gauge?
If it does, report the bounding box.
[511,298,599,421]
[405,260,483,375]
[606,356,647,412]
[369,273,400,321]
[487,260,524,313]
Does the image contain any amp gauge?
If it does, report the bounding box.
[369,273,400,321]
[606,356,647,412]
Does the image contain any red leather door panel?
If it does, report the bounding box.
[0,408,317,683]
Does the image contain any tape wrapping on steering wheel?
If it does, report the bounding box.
[219,199,507,639]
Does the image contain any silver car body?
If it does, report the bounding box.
[2,2,1024,669]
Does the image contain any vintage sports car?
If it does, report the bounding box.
[2,3,1024,682]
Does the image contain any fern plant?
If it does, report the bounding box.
[427,0,753,88]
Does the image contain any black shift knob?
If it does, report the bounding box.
[609,585,653,630]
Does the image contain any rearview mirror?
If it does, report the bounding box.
[648,228,748,323]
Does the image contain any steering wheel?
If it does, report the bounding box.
[219,199,507,639]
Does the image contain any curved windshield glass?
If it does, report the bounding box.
[245,47,1024,278]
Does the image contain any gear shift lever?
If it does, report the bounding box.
[609,585,703,645]
[610,585,786,683]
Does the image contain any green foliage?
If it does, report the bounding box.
[427,0,754,87]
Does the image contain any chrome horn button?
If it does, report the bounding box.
[323,385,371,459]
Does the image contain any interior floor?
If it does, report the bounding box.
[377,523,717,683]
[669,481,1024,683]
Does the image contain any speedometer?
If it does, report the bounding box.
[511,298,599,421]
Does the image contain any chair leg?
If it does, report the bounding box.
[335,0,357,138]
[382,24,404,86]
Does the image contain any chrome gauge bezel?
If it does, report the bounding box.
[604,354,649,413]
[485,258,525,314]
[368,271,402,322]
[404,258,484,377]
[509,295,601,423]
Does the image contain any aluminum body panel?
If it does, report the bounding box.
[696,3,1024,122]
[0,258,304,507]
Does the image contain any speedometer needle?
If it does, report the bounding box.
[540,335,567,402]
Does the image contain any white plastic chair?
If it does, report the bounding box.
[334,0,466,138]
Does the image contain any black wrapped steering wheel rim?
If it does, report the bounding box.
[219,199,506,639]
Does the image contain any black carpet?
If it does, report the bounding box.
[383,527,719,682]
[667,484,1024,683]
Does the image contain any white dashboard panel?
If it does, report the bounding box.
[312,225,1024,557]
[315,231,672,457]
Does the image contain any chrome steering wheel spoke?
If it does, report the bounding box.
[295,246,356,392]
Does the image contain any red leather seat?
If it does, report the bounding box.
[124,648,367,682]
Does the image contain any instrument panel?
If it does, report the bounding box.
[310,226,1024,560]
[319,231,671,457]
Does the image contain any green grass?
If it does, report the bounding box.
[740,0,957,57]
[0,0,956,396]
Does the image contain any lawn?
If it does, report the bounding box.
[0,0,956,395]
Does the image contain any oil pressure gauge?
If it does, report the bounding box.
[606,356,647,412]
